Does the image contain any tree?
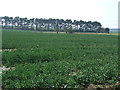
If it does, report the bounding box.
[65,19,72,33]
[68,25,73,33]
[2,16,9,29]
[1,16,107,33]
[9,17,13,29]
[29,18,34,30]
[55,19,59,33]
[35,18,39,31]
[14,17,20,29]
[1,17,4,29]
[105,28,110,33]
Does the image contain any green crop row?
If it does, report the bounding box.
[2,47,118,67]
[2,58,119,88]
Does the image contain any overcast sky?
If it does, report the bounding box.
[1,0,119,28]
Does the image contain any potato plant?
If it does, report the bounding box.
[2,30,119,89]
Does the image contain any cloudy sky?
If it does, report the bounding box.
[1,0,119,28]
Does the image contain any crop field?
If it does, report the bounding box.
[2,30,119,89]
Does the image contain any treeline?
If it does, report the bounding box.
[0,16,109,33]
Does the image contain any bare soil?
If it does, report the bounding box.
[37,31,119,35]
[0,66,15,74]
[85,83,120,90]
[75,32,119,35]
[2,49,17,52]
